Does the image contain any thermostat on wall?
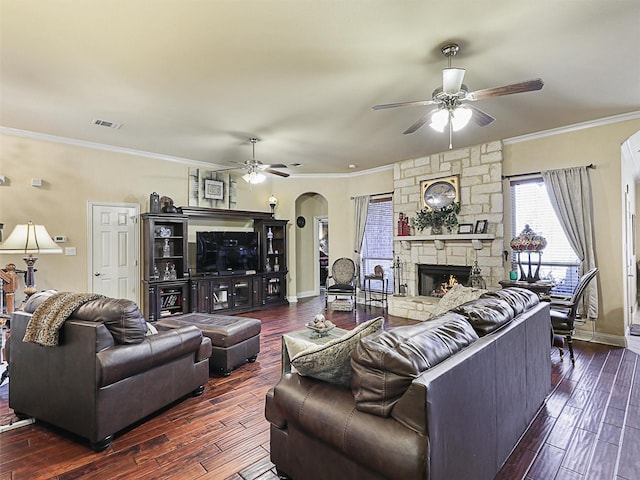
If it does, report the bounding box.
[54,235,67,243]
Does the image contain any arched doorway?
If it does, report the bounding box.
[294,193,328,298]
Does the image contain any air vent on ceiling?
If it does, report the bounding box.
[92,118,122,129]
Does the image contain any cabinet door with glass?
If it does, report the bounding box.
[254,219,288,275]
[141,214,188,282]
[261,272,286,305]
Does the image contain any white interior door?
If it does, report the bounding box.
[89,203,139,302]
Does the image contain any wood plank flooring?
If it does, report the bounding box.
[0,296,638,480]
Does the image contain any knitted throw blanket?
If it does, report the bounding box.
[23,292,104,346]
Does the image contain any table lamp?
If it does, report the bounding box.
[510,224,547,283]
[0,221,62,298]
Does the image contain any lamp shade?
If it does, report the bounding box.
[0,222,62,254]
[451,106,472,131]
[429,108,450,132]
[243,171,266,184]
[443,68,465,94]
[510,224,547,252]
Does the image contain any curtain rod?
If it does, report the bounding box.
[350,191,393,200]
[501,163,595,180]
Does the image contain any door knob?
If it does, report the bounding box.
[94,272,101,276]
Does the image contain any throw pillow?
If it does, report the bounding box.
[427,283,487,319]
[290,317,384,387]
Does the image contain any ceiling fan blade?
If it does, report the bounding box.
[466,78,544,101]
[443,68,465,94]
[372,99,437,110]
[467,104,496,127]
[264,168,289,178]
[403,109,438,135]
[265,163,287,169]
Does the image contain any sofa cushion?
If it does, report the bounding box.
[72,297,148,344]
[351,313,479,417]
[481,287,539,315]
[290,317,383,387]
[451,297,515,336]
[426,284,487,319]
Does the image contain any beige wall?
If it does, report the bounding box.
[2,118,638,344]
[0,132,393,304]
[503,118,640,341]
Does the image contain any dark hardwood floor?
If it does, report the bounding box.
[0,296,638,480]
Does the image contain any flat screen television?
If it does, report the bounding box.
[196,231,260,274]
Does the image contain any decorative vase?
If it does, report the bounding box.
[431,225,443,235]
[267,228,274,254]
[163,239,171,257]
[150,192,160,213]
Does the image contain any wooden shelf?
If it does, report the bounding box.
[394,233,496,250]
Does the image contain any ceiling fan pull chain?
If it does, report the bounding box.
[448,115,453,149]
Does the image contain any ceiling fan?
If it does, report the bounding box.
[372,43,544,148]
[234,138,289,184]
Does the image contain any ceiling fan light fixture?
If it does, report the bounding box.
[429,108,449,132]
[451,105,472,131]
[243,171,266,184]
[443,68,465,94]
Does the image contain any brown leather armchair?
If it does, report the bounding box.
[9,295,211,451]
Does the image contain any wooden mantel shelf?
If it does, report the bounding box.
[394,233,496,250]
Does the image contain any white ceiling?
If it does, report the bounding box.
[1,0,639,175]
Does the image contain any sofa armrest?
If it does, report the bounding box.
[96,326,206,387]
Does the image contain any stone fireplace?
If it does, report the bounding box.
[389,141,505,320]
[418,264,472,297]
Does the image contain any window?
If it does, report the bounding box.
[510,179,580,296]
[360,197,394,293]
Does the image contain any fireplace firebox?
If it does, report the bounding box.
[418,264,472,297]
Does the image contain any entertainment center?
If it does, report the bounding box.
[141,207,288,321]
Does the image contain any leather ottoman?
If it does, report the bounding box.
[156,313,261,376]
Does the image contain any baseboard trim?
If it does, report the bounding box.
[296,291,319,300]
[0,417,35,434]
[573,330,627,348]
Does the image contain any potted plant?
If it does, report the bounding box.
[412,202,460,235]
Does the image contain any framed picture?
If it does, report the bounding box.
[474,220,488,234]
[458,223,473,234]
[204,179,224,200]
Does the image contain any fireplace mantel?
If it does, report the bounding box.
[394,233,496,250]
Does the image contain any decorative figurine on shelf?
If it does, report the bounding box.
[153,265,160,280]
[267,227,274,254]
[510,224,548,283]
[274,257,280,272]
[169,263,177,280]
[265,259,272,272]
[150,192,160,213]
[160,196,178,213]
[163,264,171,281]
[163,238,171,257]
[397,213,410,236]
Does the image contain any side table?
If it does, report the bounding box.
[281,327,348,375]
[363,275,388,310]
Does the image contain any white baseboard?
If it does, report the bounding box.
[0,417,35,433]
[296,291,319,299]
[573,330,627,347]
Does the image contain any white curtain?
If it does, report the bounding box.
[353,195,370,282]
[542,166,598,318]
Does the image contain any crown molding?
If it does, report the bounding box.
[504,111,640,145]
[1,126,394,178]
[0,126,218,168]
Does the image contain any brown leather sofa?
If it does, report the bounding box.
[9,294,212,451]
[266,288,551,480]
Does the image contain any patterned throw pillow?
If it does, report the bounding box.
[290,317,384,387]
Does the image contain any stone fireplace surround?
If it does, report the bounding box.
[389,141,505,320]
